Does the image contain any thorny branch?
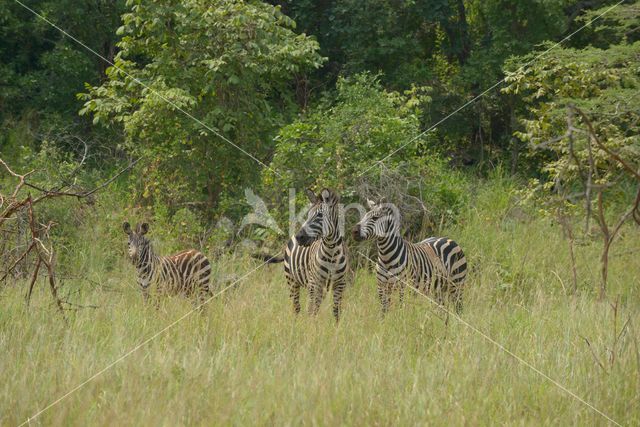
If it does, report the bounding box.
[1,155,141,315]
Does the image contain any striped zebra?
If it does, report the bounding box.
[258,188,349,322]
[352,200,467,313]
[123,222,211,306]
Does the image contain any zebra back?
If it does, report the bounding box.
[157,249,212,295]
[417,237,467,285]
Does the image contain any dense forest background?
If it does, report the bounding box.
[1,0,638,250]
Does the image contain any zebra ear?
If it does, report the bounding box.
[123,222,131,235]
[305,188,318,203]
[321,188,331,202]
[379,197,387,204]
[367,199,376,209]
[138,222,149,235]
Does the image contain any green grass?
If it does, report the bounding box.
[1,195,639,426]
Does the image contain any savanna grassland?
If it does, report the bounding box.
[1,179,638,426]
[2,0,639,425]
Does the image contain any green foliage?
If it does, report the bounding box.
[263,73,431,191]
[276,0,440,87]
[425,0,571,164]
[261,73,470,232]
[464,0,567,87]
[2,0,636,248]
[274,0,574,167]
[504,38,640,190]
[0,0,125,121]
[575,2,640,48]
[80,0,324,216]
[150,204,207,254]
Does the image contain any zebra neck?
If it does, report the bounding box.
[321,234,343,251]
[376,233,406,263]
[136,244,160,280]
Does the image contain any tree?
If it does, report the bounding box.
[0,0,125,122]
[504,42,639,183]
[504,3,640,297]
[80,0,324,216]
[262,73,470,235]
[273,0,472,88]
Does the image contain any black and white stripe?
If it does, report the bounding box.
[352,200,467,313]
[283,188,349,322]
[123,222,211,305]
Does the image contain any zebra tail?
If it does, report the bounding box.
[251,253,284,264]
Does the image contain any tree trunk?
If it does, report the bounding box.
[509,98,519,175]
[600,236,611,301]
[455,0,471,65]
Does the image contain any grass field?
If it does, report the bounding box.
[1,187,639,426]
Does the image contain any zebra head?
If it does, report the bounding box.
[123,222,150,262]
[295,188,341,247]
[352,198,400,241]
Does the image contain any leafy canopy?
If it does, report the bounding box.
[261,73,469,232]
[263,73,432,193]
[504,38,640,190]
[80,0,324,214]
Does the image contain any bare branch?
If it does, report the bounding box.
[0,241,36,283]
[25,258,42,306]
[1,155,141,315]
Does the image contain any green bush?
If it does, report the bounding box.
[262,72,470,235]
[263,72,432,192]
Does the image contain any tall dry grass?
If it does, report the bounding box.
[1,178,638,426]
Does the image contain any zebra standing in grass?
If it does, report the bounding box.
[258,189,348,322]
[352,200,467,313]
[123,222,211,305]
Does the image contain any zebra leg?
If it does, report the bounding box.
[307,280,316,314]
[377,281,391,315]
[398,283,405,306]
[435,288,445,306]
[201,271,212,297]
[432,275,445,306]
[195,279,210,311]
[138,278,151,304]
[287,278,301,315]
[309,278,324,316]
[141,286,150,304]
[332,280,346,323]
[452,285,464,314]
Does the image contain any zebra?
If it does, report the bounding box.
[352,199,467,313]
[123,222,212,306]
[256,188,348,322]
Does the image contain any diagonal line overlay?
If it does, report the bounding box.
[357,0,626,179]
[11,0,628,424]
[357,250,622,426]
[12,0,282,178]
[18,257,276,426]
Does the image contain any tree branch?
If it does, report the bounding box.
[573,106,640,181]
